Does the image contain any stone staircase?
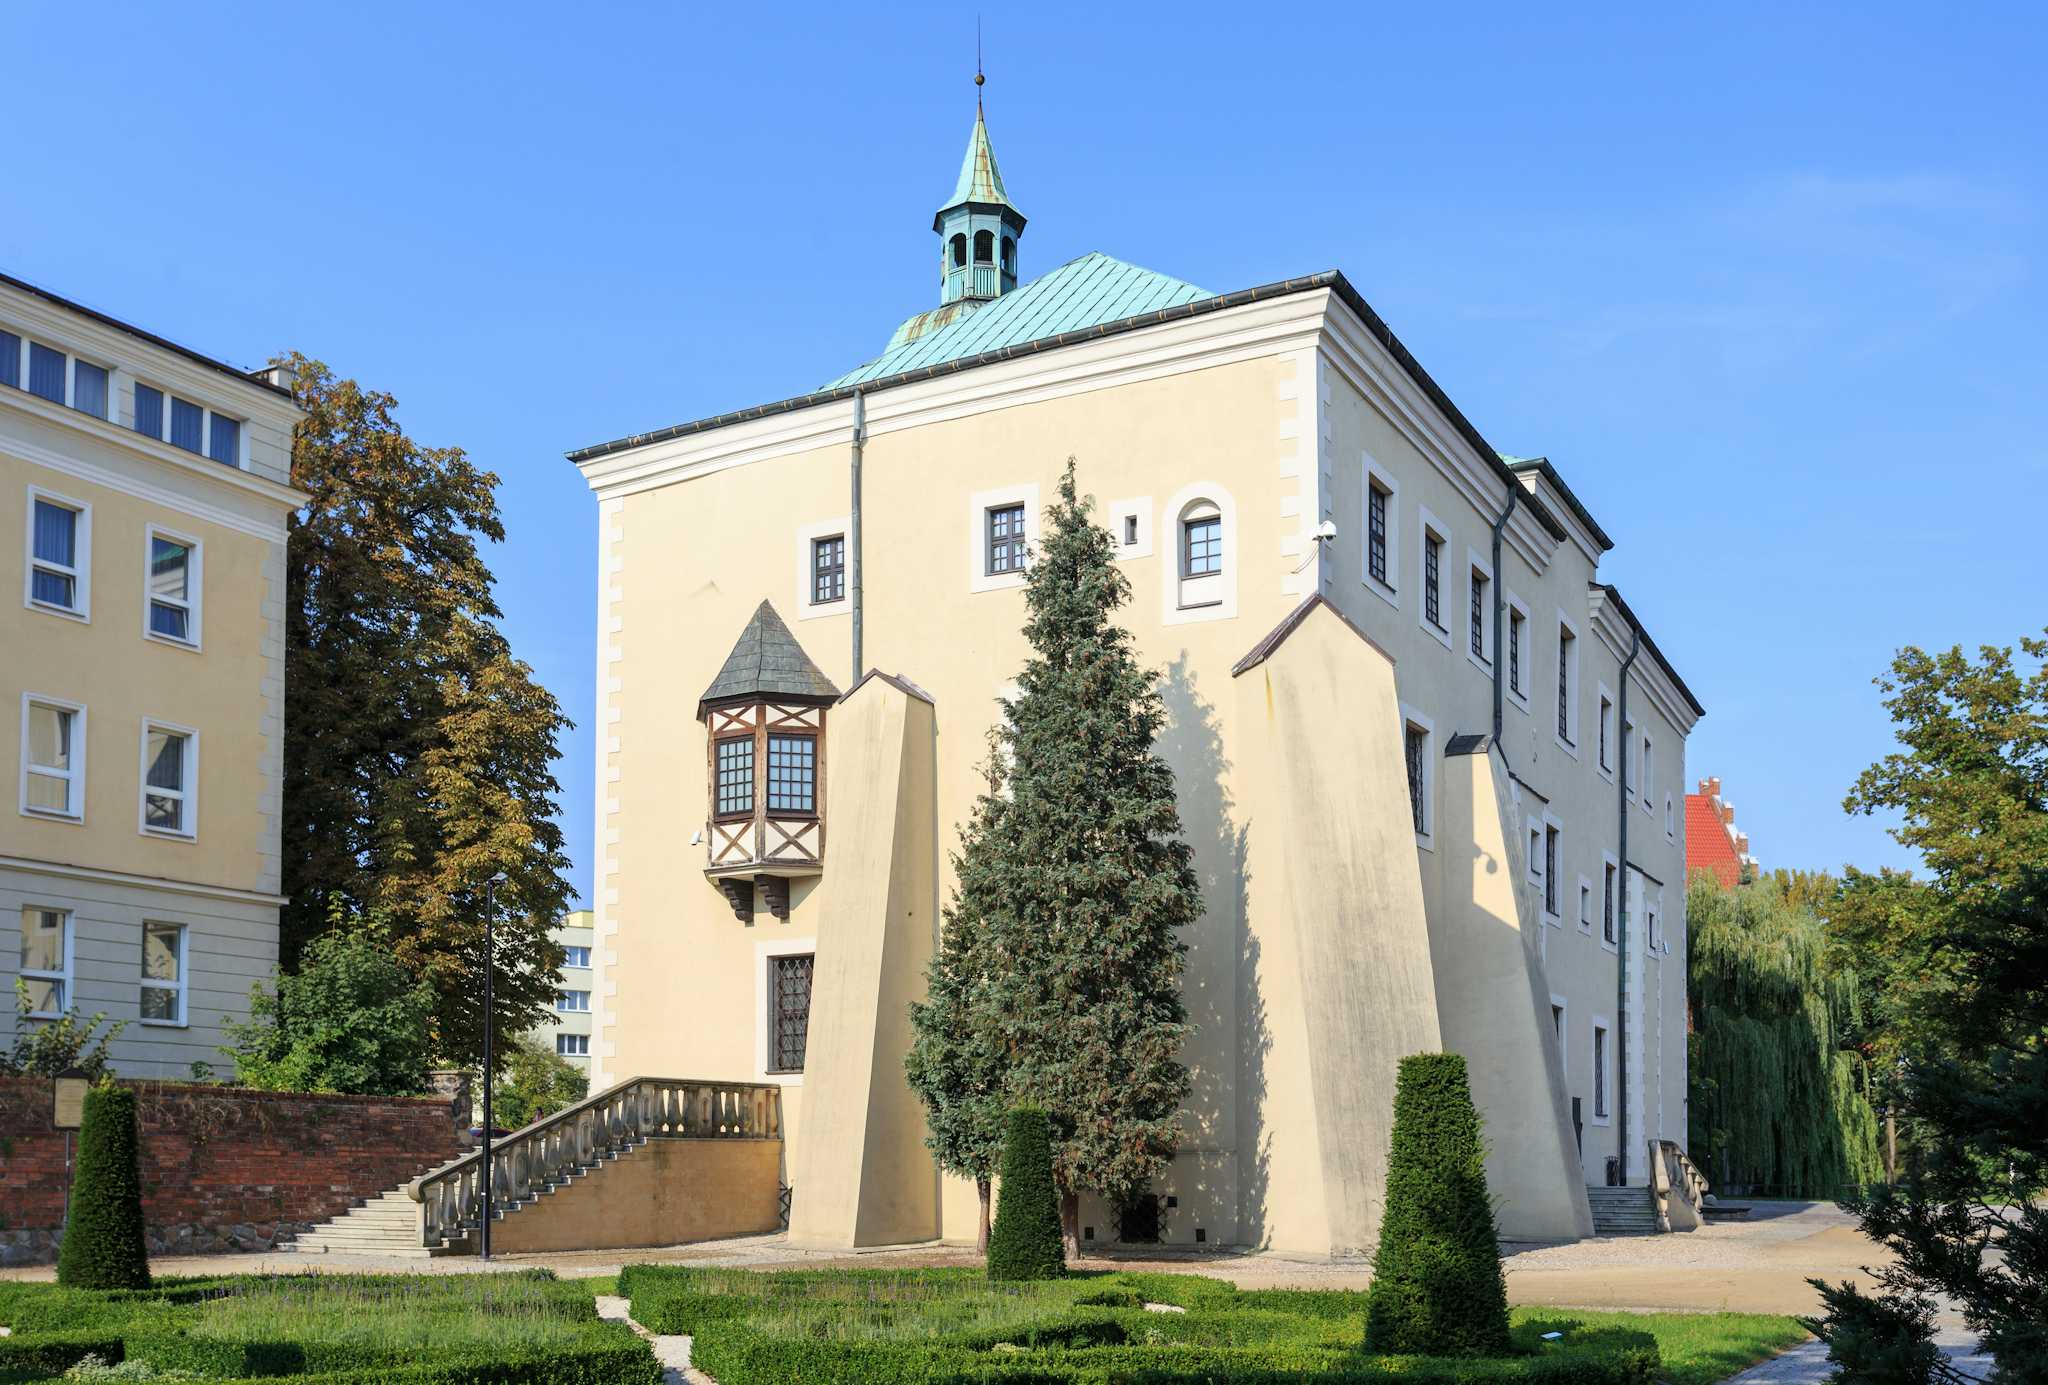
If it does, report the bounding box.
[1586,1184,1661,1236]
[289,1189,455,1258]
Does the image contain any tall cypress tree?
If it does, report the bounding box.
[981,461,1198,1254]
[906,734,1012,1252]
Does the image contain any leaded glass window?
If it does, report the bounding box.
[1557,628,1575,743]
[1423,534,1443,629]
[1367,485,1388,585]
[1543,825,1559,915]
[1509,610,1524,694]
[987,504,1027,575]
[770,953,813,1073]
[1603,863,1616,944]
[811,535,845,604]
[1470,569,1488,659]
[766,734,816,813]
[715,737,754,817]
[1404,723,1427,834]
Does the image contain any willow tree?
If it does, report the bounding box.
[1687,870,1883,1197]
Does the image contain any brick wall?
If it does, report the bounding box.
[0,1077,466,1265]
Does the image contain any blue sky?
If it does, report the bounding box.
[5,3,2042,901]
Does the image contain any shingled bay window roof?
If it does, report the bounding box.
[698,600,841,717]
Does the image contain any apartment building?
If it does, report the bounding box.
[1,272,304,1079]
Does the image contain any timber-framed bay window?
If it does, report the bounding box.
[699,600,841,923]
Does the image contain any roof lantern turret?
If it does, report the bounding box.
[935,70,1025,308]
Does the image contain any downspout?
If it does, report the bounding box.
[1489,484,1520,747]
[850,389,865,683]
[1614,619,1642,1184]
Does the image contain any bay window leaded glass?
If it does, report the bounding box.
[1423,534,1442,629]
[769,953,814,1073]
[715,737,754,817]
[767,734,816,813]
[1367,485,1388,585]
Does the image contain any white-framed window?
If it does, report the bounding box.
[25,340,67,405]
[1504,590,1531,710]
[140,920,187,1026]
[1400,704,1435,848]
[810,533,845,605]
[122,380,245,468]
[139,720,198,839]
[556,989,591,1012]
[556,1033,590,1057]
[1539,815,1563,921]
[1591,1018,1612,1122]
[1105,497,1153,560]
[25,487,90,620]
[755,934,817,1084]
[793,515,851,620]
[1578,875,1594,933]
[562,945,591,968]
[0,329,18,391]
[72,356,110,420]
[1416,507,1451,648]
[1362,457,1398,608]
[143,525,202,648]
[1162,483,1238,625]
[1596,684,1615,781]
[20,694,86,821]
[20,906,71,1017]
[1465,549,1493,674]
[1554,612,1580,754]
[967,483,1039,594]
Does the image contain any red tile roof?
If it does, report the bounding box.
[1686,794,1743,888]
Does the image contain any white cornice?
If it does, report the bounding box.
[574,290,1332,503]
[1516,471,1605,569]
[0,854,287,907]
[1587,590,1698,736]
[1,408,301,541]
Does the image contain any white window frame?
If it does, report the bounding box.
[1161,483,1237,625]
[137,718,199,840]
[556,1033,590,1057]
[1590,1016,1613,1124]
[1578,874,1595,934]
[20,904,72,1019]
[793,515,851,620]
[754,934,817,1086]
[967,483,1039,594]
[1361,455,1399,609]
[556,988,592,1012]
[23,485,91,622]
[1415,506,1452,649]
[1503,589,1532,712]
[139,920,188,1027]
[1464,547,1494,677]
[1553,609,1581,758]
[1105,496,1154,560]
[1400,704,1435,850]
[20,693,87,823]
[562,945,591,969]
[141,523,204,650]
[203,410,248,470]
[1599,849,1621,954]
[1539,811,1564,923]
[1595,683,1616,782]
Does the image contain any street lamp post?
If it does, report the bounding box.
[479,873,504,1260]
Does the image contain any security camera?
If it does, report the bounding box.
[1314,519,1338,543]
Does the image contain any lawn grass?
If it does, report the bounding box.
[1512,1308,1812,1385]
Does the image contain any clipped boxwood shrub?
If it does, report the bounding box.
[1365,1052,1511,1356]
[987,1105,1065,1281]
[57,1084,151,1290]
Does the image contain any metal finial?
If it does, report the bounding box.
[976,17,985,108]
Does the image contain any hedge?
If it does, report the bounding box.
[988,1106,1066,1281]
[56,1084,151,1290]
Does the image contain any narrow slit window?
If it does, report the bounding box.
[1367,483,1389,586]
[1557,626,1576,743]
[1543,825,1559,915]
[1603,863,1617,944]
[1469,568,1489,660]
[1423,533,1443,630]
[1404,723,1427,835]
[1593,1025,1610,1118]
[1509,609,1525,695]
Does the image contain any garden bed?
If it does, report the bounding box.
[0,1270,661,1384]
[618,1265,1810,1384]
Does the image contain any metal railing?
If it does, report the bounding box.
[406,1076,782,1249]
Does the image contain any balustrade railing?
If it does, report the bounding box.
[406,1076,782,1248]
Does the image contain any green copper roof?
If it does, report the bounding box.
[940,107,1017,217]
[825,252,1210,389]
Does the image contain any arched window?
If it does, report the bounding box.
[973,229,994,264]
[1001,236,1016,273]
[1177,499,1223,610]
[950,234,968,269]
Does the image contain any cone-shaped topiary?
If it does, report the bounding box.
[57,1083,150,1289]
[987,1106,1065,1280]
[1365,1053,1508,1356]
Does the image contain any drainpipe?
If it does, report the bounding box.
[850,389,866,683]
[1614,619,1642,1184]
[1489,484,1520,747]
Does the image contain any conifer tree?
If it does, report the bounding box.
[906,734,1012,1252]
[981,461,1198,1255]
[57,1084,150,1289]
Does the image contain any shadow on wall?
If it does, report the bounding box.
[1156,654,1268,1248]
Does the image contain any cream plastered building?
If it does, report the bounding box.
[1,272,305,1080]
[525,909,596,1070]
[570,108,1702,1255]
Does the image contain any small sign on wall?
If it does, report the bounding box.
[52,1072,89,1129]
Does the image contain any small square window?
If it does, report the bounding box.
[986,503,1027,575]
